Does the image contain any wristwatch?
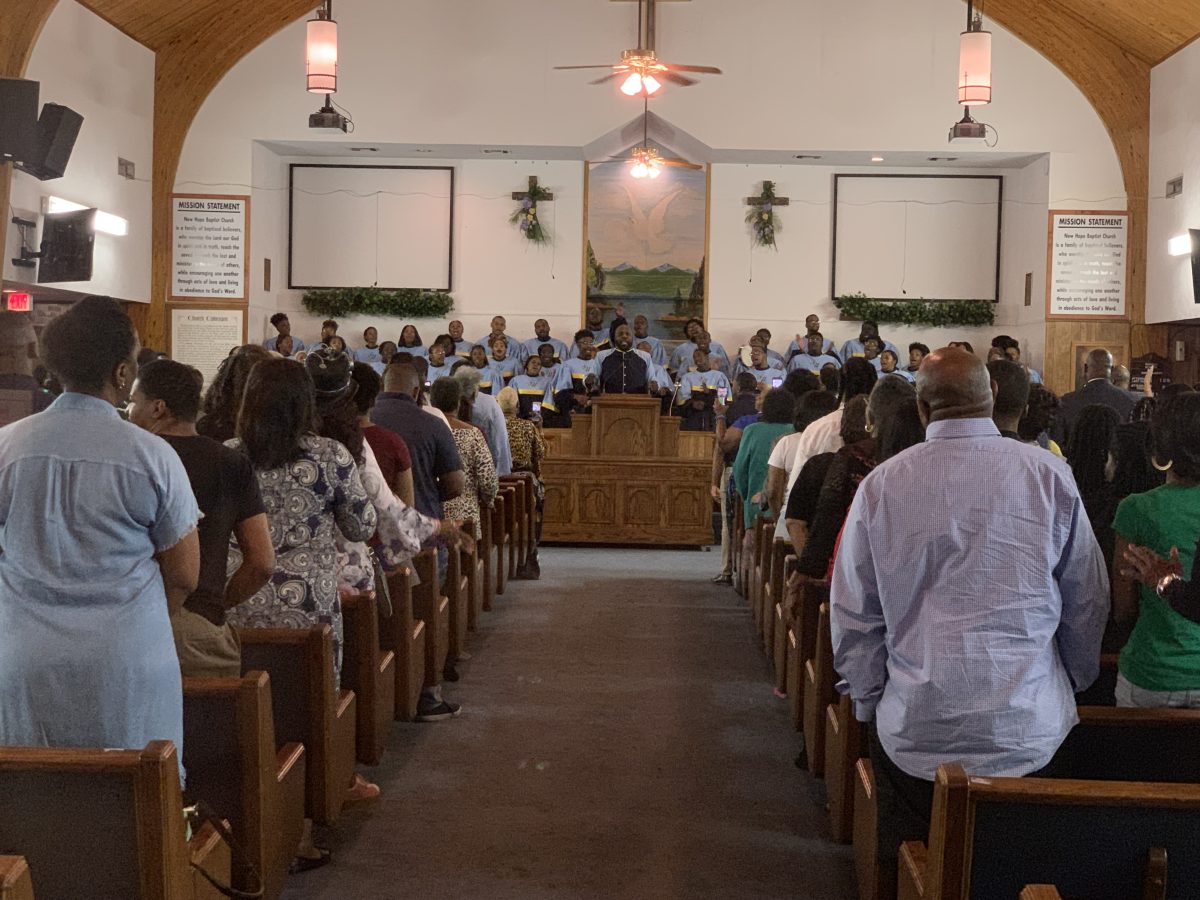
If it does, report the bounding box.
[1157,573,1182,598]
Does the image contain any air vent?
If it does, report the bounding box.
[793,154,823,160]
[1167,175,1184,199]
[927,156,959,162]
[349,146,379,152]
[118,157,135,179]
[482,148,511,155]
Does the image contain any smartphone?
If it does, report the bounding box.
[531,401,542,414]
[771,377,783,388]
[717,387,728,400]
[424,380,431,388]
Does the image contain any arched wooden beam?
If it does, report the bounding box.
[974,0,1167,388]
[130,0,318,347]
[0,0,60,269]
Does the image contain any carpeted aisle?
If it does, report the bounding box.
[282,547,856,899]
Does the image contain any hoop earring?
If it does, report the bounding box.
[865,423,875,434]
[1153,457,1173,473]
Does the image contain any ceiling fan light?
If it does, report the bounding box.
[647,164,661,178]
[620,72,644,96]
[958,29,991,106]
[306,15,339,94]
[642,74,662,96]
[630,161,649,179]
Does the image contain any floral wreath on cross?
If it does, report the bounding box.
[511,181,552,244]
[746,181,782,249]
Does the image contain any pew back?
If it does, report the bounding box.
[341,592,397,765]
[0,741,226,900]
[1056,706,1200,783]
[0,856,33,900]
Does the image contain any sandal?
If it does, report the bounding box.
[290,848,331,874]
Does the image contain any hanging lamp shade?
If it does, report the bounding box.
[958,28,992,105]
[307,15,339,94]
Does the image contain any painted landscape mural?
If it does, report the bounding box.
[585,142,708,340]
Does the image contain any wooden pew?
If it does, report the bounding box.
[443,545,470,664]
[0,741,229,900]
[731,495,745,594]
[380,568,426,722]
[764,539,788,678]
[500,473,534,574]
[492,490,511,598]
[1019,889,1062,900]
[897,765,1199,900]
[480,504,496,612]
[0,857,33,900]
[238,625,357,826]
[341,592,397,766]
[786,576,827,731]
[851,705,1200,900]
[462,518,485,631]
[501,483,519,584]
[412,550,451,683]
[802,602,836,777]
[182,671,306,900]
[825,694,866,843]
[750,517,770,633]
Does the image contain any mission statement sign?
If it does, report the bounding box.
[1046,211,1128,320]
[171,194,250,301]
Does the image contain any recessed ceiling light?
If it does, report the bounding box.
[794,154,823,160]
[870,156,885,163]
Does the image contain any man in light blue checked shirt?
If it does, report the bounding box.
[830,347,1108,894]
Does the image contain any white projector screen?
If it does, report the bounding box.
[832,175,1001,302]
[289,165,453,290]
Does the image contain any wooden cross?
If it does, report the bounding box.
[512,176,554,203]
[744,180,789,212]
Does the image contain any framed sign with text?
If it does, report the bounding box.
[167,305,248,385]
[170,194,250,302]
[1046,210,1129,320]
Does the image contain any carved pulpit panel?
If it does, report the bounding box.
[590,395,663,457]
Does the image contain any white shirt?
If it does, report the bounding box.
[774,407,845,540]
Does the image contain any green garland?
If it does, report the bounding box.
[745,181,781,249]
[834,293,995,328]
[302,287,454,319]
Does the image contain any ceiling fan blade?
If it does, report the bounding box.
[589,72,624,85]
[661,158,704,170]
[665,65,723,74]
[659,71,698,87]
[554,64,622,70]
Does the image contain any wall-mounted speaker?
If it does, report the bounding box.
[15,103,83,181]
[0,78,39,164]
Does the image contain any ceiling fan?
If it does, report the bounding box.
[555,0,722,98]
[593,101,703,178]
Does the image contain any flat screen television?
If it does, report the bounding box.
[37,207,94,283]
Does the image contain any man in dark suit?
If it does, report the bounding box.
[1054,349,1136,443]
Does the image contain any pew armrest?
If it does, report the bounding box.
[274,742,307,887]
[897,841,928,900]
[189,821,232,900]
[0,857,34,900]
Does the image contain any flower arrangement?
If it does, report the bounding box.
[834,293,995,327]
[511,181,552,244]
[302,287,454,319]
[746,182,781,249]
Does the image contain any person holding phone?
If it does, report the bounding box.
[508,356,553,420]
[678,349,732,431]
[743,345,787,387]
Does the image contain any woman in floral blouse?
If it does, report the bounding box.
[224,357,377,679]
[429,377,498,536]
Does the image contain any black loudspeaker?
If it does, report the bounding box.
[0,78,39,164]
[15,103,83,181]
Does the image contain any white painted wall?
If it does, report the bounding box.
[4,1,154,302]
[1148,42,1200,324]
[162,0,1126,368]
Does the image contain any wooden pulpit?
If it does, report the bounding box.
[540,396,716,546]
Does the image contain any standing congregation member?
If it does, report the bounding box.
[522,319,569,362]
[497,386,546,578]
[1054,348,1136,443]
[710,373,764,584]
[582,306,610,350]
[197,345,272,442]
[355,362,415,507]
[0,311,52,422]
[0,296,200,772]
[355,327,382,364]
[1019,383,1066,457]
[732,389,796,585]
[993,335,1043,384]
[831,348,1108,897]
[430,378,498,540]
[264,312,306,353]
[755,329,786,369]
[224,358,377,680]
[631,315,667,366]
[454,366,513,476]
[1110,392,1200,707]
[543,332,600,424]
[599,323,649,394]
[906,342,929,374]
[129,359,274,678]
[787,332,840,375]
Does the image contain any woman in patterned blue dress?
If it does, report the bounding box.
[224,358,376,679]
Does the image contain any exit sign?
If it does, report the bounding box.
[5,292,31,312]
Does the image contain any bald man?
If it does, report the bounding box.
[1054,348,1136,443]
[0,311,52,424]
[830,347,1108,896]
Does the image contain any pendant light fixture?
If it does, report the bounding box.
[307,1,338,94]
[958,0,991,106]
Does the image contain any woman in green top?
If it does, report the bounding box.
[1111,391,1200,706]
[733,388,796,529]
